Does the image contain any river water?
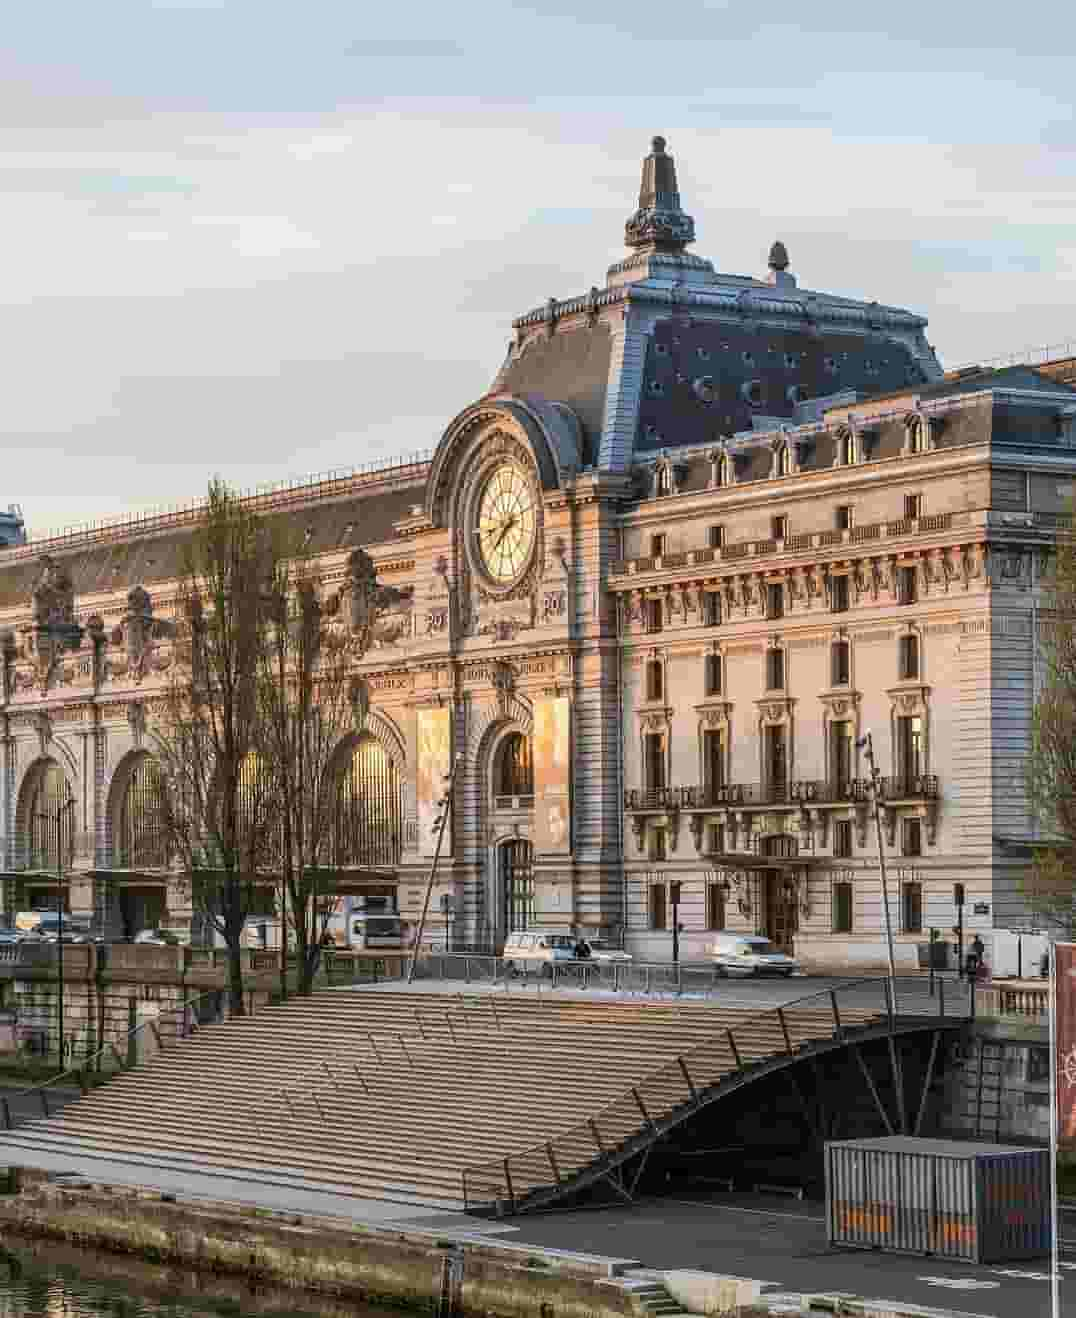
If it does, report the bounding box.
[0,1237,408,1318]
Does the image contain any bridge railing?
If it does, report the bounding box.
[461,974,967,1215]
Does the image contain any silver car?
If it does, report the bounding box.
[708,933,799,978]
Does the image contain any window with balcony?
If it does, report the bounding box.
[833,819,853,858]
[830,720,854,793]
[704,653,722,696]
[901,880,923,933]
[643,733,666,792]
[766,647,785,690]
[703,591,722,627]
[706,882,726,930]
[703,728,725,792]
[764,724,787,794]
[836,504,854,531]
[831,574,850,613]
[649,882,667,929]
[832,880,853,933]
[708,524,725,550]
[831,640,850,686]
[897,565,917,605]
[646,659,664,702]
[902,816,923,857]
[646,598,663,633]
[767,582,785,619]
[896,715,923,785]
[905,493,922,520]
[772,514,789,541]
[899,634,920,680]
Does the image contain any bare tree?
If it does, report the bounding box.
[1027,526,1076,936]
[155,479,279,1015]
[258,545,381,996]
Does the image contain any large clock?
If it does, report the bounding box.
[474,463,537,586]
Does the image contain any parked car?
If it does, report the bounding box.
[20,912,92,942]
[580,939,632,964]
[707,933,800,978]
[133,928,181,946]
[503,932,579,973]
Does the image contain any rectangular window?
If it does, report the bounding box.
[830,720,853,792]
[704,653,722,695]
[651,830,667,863]
[765,724,787,793]
[649,882,667,929]
[902,817,923,857]
[901,881,923,933]
[643,733,666,792]
[703,591,722,627]
[646,598,663,633]
[703,728,725,791]
[832,881,853,933]
[899,634,920,680]
[897,565,917,605]
[767,647,785,690]
[831,574,850,613]
[710,823,725,854]
[833,819,853,859]
[831,640,850,686]
[650,533,666,558]
[772,514,788,541]
[896,715,923,786]
[646,661,664,702]
[836,505,854,531]
[767,582,785,619]
[708,524,725,550]
[904,493,922,520]
[706,883,726,931]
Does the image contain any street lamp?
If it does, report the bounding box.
[36,784,76,1070]
[670,881,682,963]
[856,729,897,1013]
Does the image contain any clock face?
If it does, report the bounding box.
[475,464,536,585]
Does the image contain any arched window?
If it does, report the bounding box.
[336,736,402,867]
[116,756,169,868]
[776,443,791,477]
[495,733,533,799]
[26,762,74,871]
[716,454,730,488]
[841,431,856,466]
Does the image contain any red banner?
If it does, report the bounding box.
[1056,943,1076,1141]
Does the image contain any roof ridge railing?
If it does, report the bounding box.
[460,974,971,1214]
[0,985,228,1130]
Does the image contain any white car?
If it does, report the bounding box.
[503,932,580,973]
[708,933,799,978]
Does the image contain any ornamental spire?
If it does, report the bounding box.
[624,135,696,252]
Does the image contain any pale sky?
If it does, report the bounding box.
[4,0,1076,538]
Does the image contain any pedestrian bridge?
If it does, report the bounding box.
[0,978,969,1214]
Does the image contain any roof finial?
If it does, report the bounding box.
[625,135,695,253]
[768,240,789,272]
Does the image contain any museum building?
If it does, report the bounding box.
[1,136,1075,969]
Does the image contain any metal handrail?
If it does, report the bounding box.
[460,974,969,1213]
[0,987,228,1131]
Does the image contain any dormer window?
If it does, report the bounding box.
[714,454,731,488]
[775,443,791,478]
[655,465,672,497]
[743,380,764,407]
[841,431,856,466]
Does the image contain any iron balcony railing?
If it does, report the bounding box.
[624,776,939,811]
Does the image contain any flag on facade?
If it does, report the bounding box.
[1055,943,1076,1141]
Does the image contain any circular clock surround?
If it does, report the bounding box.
[473,461,538,588]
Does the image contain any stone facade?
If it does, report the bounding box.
[0,137,1073,970]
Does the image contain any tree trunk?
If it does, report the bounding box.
[225,933,246,1017]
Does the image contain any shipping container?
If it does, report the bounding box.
[826,1135,1049,1262]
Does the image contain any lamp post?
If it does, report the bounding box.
[439,892,455,952]
[856,730,897,1013]
[670,881,682,964]
[36,785,76,1070]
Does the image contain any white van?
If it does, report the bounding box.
[707,933,800,977]
[503,932,579,973]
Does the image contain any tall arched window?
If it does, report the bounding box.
[495,733,533,801]
[27,763,74,871]
[116,756,169,868]
[336,736,402,867]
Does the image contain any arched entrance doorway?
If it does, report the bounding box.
[501,839,534,934]
[759,836,799,953]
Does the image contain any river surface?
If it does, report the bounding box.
[0,1237,409,1318]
